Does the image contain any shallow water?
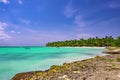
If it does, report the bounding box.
[0,47,105,80]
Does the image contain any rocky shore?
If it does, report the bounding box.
[12,53,120,80]
[103,47,120,54]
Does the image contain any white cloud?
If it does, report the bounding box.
[0,22,8,30]
[0,0,9,4]
[0,31,10,40]
[20,19,31,25]
[11,30,16,33]
[77,33,94,39]
[74,15,88,27]
[0,22,11,40]
[64,0,77,18]
[0,26,4,30]
[10,30,21,34]
[17,32,21,34]
[24,27,37,33]
[108,0,120,8]
[18,0,23,5]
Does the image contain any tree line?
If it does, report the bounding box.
[46,36,120,47]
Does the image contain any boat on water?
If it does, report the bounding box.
[24,47,31,50]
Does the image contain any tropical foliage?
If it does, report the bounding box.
[46,36,120,47]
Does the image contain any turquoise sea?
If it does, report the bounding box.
[0,47,105,80]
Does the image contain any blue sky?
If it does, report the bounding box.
[0,0,120,46]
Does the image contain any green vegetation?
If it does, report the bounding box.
[112,64,116,66]
[116,57,120,62]
[46,36,120,47]
[107,59,114,62]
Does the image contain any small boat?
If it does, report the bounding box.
[25,47,31,50]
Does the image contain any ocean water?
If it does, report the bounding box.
[0,47,105,80]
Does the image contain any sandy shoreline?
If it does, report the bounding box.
[48,47,105,48]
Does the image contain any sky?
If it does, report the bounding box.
[0,0,120,46]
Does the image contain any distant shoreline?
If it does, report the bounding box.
[49,46,105,48]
